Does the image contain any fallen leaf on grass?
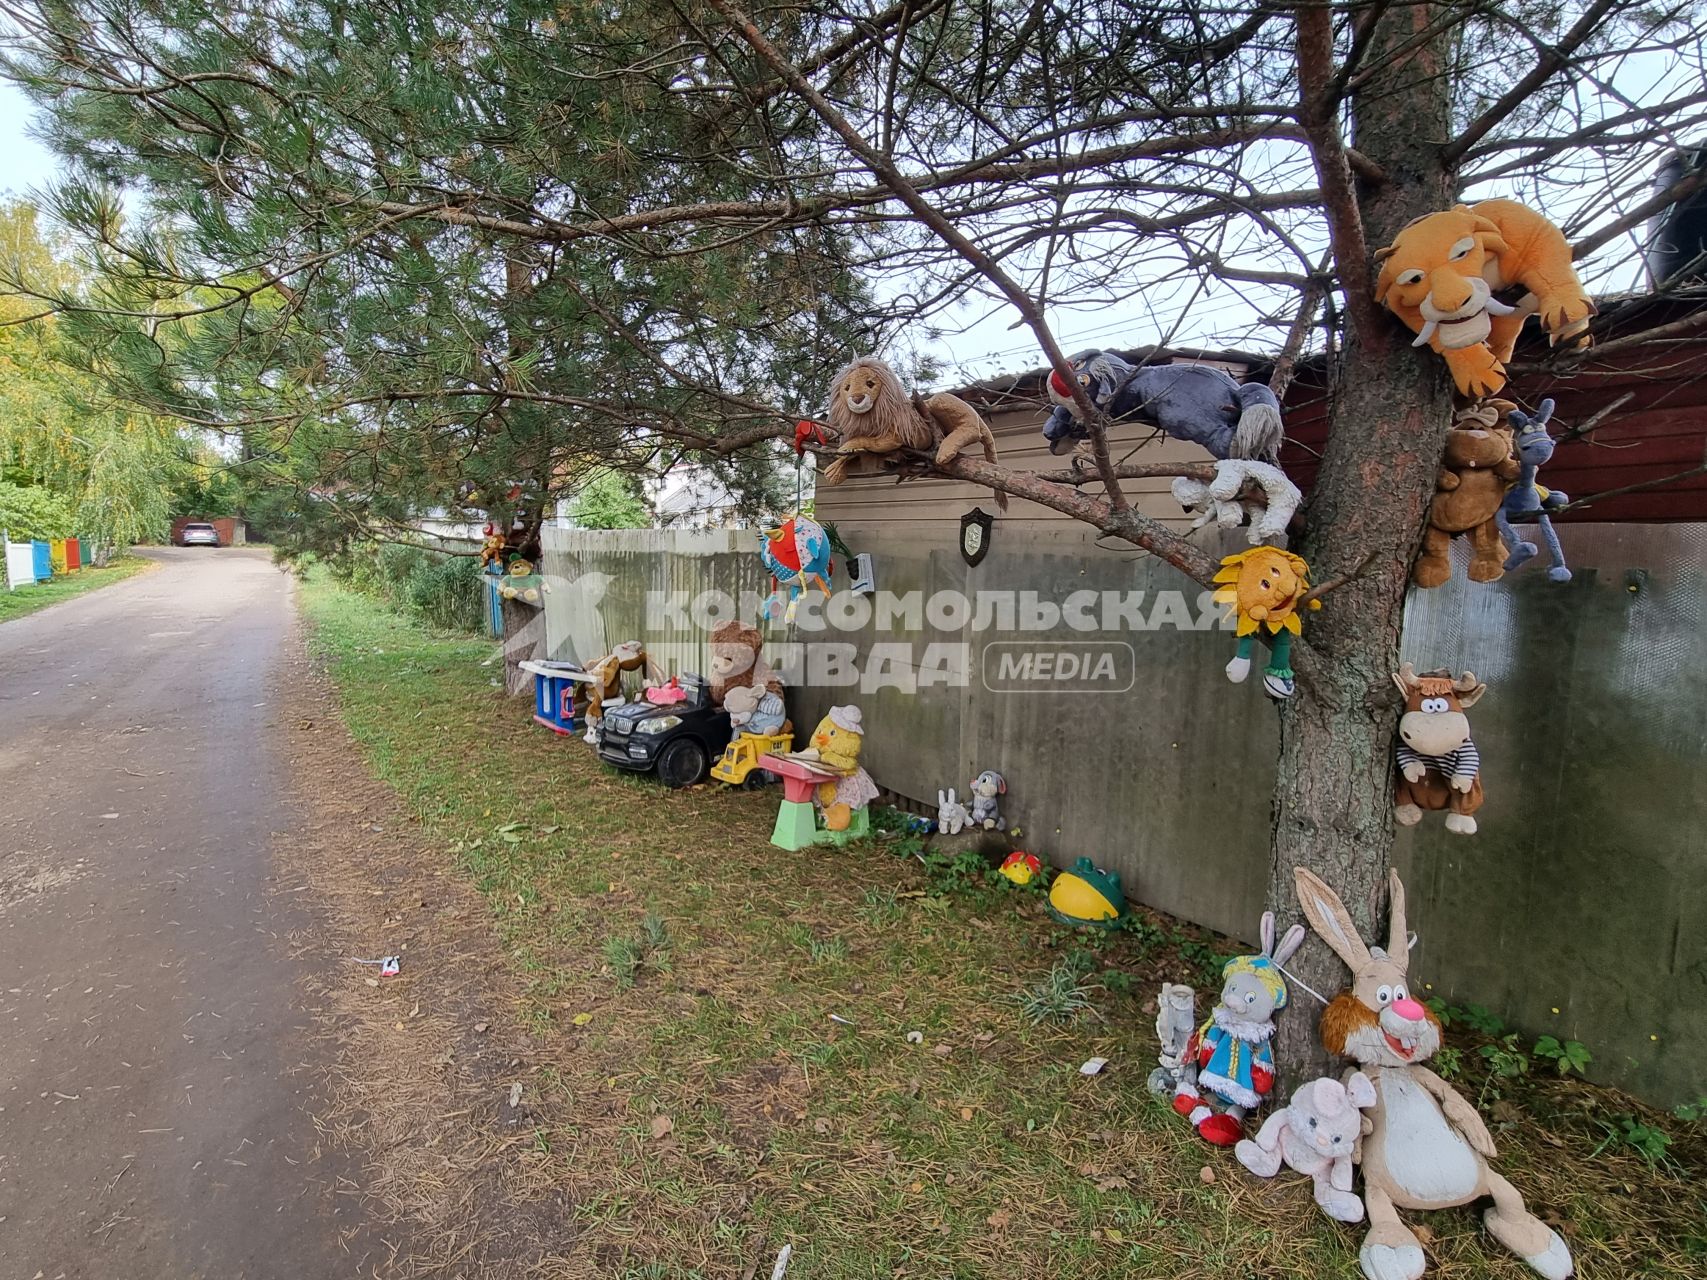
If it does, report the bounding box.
[1198,1166,1215,1185]
[985,1208,1011,1230]
[650,1115,674,1139]
[571,1012,593,1026]
[813,1117,831,1135]
[1104,1227,1126,1244]
[960,1106,974,1121]
[1097,1175,1130,1192]
[474,1022,489,1033]
[508,1083,523,1108]
[932,1043,952,1057]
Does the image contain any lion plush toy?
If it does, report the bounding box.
[1374,199,1595,398]
[1415,405,1522,588]
[708,619,783,707]
[823,357,1004,505]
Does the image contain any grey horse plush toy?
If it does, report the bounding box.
[1042,349,1285,461]
[1497,399,1572,583]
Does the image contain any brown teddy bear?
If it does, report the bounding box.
[708,620,783,706]
[1414,405,1522,588]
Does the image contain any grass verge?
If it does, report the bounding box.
[0,554,152,624]
[298,569,1705,1279]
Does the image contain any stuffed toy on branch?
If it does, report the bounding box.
[1172,459,1302,545]
[1172,912,1305,1146]
[1042,349,1285,462]
[1374,199,1595,398]
[1212,547,1321,700]
[1393,664,1487,836]
[1295,868,1572,1280]
[1414,405,1521,589]
[1497,399,1572,582]
[822,357,1004,505]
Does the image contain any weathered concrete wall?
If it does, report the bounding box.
[540,522,1707,1107]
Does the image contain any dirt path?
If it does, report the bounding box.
[0,548,383,1278]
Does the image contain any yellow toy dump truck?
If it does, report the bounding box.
[711,731,794,788]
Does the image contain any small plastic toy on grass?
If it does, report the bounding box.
[1148,982,1198,1094]
[1172,912,1305,1147]
[759,705,877,850]
[710,685,793,789]
[519,659,588,736]
[1213,547,1322,700]
[999,850,1042,886]
[1047,857,1126,927]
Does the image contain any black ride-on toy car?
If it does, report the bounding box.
[595,673,733,788]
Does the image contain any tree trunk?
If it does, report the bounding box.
[1268,5,1458,1081]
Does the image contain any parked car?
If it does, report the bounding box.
[596,673,732,788]
[180,522,221,547]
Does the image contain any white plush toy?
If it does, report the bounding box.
[1171,459,1302,545]
[936,787,970,835]
[1236,1072,1378,1223]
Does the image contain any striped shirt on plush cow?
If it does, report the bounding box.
[1395,739,1479,781]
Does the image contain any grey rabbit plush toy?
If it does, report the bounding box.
[969,770,1006,829]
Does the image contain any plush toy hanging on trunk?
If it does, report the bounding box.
[1374,199,1595,398]
[1414,403,1522,588]
[1213,547,1321,700]
[1172,912,1305,1146]
[1497,398,1573,582]
[1393,664,1487,835]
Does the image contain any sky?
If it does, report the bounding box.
[0,83,60,199]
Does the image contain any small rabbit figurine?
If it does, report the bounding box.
[1294,868,1572,1280]
[969,770,1006,829]
[936,788,970,835]
[1236,1072,1377,1223]
[1172,911,1305,1145]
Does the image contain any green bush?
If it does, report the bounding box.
[0,481,76,540]
[334,542,485,634]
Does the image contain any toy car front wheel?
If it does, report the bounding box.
[656,738,709,789]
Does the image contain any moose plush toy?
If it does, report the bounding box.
[1173,912,1305,1145]
[1295,868,1573,1280]
[1236,1072,1377,1223]
[1374,199,1595,398]
[1414,404,1521,588]
[1393,664,1487,836]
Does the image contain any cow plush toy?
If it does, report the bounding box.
[1393,664,1487,835]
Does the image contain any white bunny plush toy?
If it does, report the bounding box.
[936,788,970,836]
[1294,867,1573,1280]
[1236,1072,1377,1223]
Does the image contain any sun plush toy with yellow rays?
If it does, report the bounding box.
[1212,547,1321,700]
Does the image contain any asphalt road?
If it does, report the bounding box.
[0,548,371,1278]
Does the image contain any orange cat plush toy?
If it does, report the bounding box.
[1374,200,1594,398]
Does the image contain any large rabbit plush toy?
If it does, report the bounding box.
[1293,868,1572,1280]
[1172,912,1305,1145]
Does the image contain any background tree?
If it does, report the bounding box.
[570,468,651,530]
[7,0,1707,1076]
[1,197,188,544]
